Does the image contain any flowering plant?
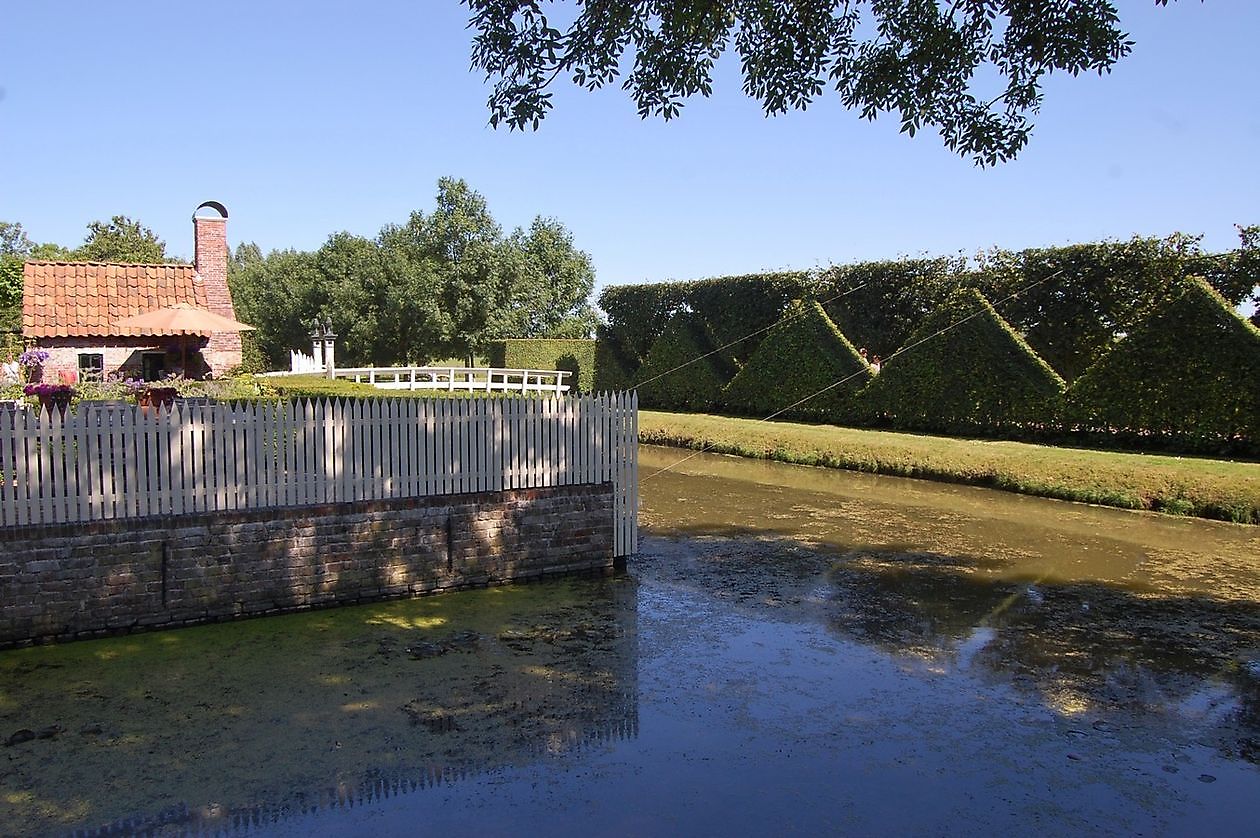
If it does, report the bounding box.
[17,349,50,369]
[23,383,75,398]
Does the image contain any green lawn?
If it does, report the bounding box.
[639,410,1260,524]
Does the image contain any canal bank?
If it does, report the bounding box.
[639,409,1260,524]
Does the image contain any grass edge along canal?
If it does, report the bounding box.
[638,411,1260,525]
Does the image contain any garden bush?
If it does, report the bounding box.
[859,288,1066,435]
[489,338,597,392]
[633,311,731,411]
[1065,277,1260,453]
[722,299,872,421]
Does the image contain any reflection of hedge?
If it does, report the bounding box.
[633,312,730,411]
[723,300,871,421]
[488,338,596,393]
[859,288,1065,434]
[1066,278,1260,452]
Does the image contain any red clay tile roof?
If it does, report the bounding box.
[22,261,209,338]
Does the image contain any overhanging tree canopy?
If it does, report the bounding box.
[464,0,1145,165]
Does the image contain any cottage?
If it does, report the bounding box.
[21,201,242,381]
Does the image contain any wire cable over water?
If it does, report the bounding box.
[631,278,874,389]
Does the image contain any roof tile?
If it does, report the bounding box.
[22,261,208,338]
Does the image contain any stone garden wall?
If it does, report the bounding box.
[0,483,614,647]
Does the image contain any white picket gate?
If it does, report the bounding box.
[0,394,638,557]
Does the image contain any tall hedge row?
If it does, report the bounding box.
[598,271,809,377]
[596,229,1258,453]
[1065,278,1260,451]
[633,312,732,412]
[858,288,1066,435]
[723,300,872,421]
[487,338,598,393]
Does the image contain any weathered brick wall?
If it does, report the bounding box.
[0,484,614,648]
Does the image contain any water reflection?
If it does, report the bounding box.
[0,576,639,836]
[638,445,1260,767]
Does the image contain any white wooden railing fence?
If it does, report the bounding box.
[335,366,571,394]
[0,394,638,557]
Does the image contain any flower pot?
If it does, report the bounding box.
[38,394,72,416]
[138,388,178,412]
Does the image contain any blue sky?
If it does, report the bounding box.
[1,1,1257,294]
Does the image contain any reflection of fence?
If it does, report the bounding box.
[334,366,571,394]
[0,394,638,556]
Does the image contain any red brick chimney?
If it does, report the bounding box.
[193,201,242,375]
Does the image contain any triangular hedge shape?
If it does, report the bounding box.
[634,311,731,411]
[1066,277,1260,451]
[722,299,872,421]
[858,287,1065,433]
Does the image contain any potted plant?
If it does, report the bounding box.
[135,383,179,411]
[17,349,50,384]
[23,382,75,415]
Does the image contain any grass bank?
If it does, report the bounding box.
[639,411,1260,524]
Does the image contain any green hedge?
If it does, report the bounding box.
[488,338,597,393]
[598,272,809,377]
[859,288,1066,434]
[722,299,872,421]
[592,324,636,391]
[1066,278,1260,453]
[633,311,731,411]
[815,256,966,360]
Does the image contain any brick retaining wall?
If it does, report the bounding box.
[0,483,615,648]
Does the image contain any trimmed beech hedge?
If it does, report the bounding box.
[592,324,636,391]
[488,338,597,393]
[859,288,1066,434]
[1066,278,1260,453]
[633,311,731,411]
[598,272,809,377]
[723,299,872,421]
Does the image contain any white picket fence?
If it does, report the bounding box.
[0,394,638,557]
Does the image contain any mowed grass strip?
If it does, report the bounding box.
[639,410,1260,524]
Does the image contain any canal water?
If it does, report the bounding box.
[1,445,1257,835]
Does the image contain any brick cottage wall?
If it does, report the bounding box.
[0,483,614,648]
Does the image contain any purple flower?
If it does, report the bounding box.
[23,383,75,398]
[17,349,50,368]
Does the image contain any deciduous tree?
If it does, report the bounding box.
[464,0,1143,165]
[74,215,170,263]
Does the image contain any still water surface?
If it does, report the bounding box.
[1,445,1257,835]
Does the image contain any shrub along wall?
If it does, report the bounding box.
[858,288,1066,435]
[723,299,872,422]
[633,311,731,412]
[1066,278,1260,454]
[489,339,597,393]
